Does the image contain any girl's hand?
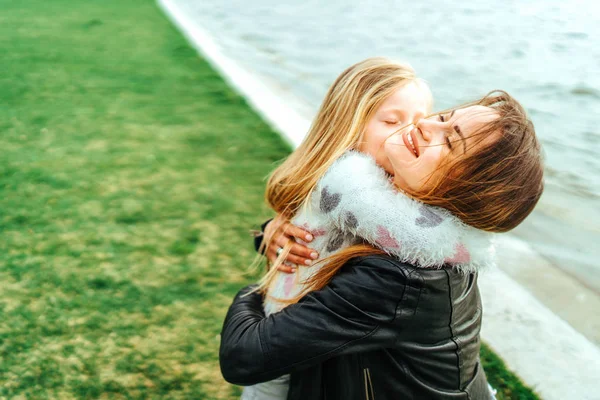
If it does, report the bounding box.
[264,216,319,273]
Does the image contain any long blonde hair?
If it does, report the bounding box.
[258,57,431,293]
[266,57,430,217]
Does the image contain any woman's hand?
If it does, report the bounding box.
[263,216,319,273]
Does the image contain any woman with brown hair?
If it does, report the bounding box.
[219,58,543,399]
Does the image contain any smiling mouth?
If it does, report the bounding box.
[403,129,419,157]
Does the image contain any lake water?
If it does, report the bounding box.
[173,0,600,292]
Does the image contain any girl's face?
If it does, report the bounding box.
[384,105,499,193]
[359,81,431,175]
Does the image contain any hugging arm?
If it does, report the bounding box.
[219,257,421,386]
[254,216,318,272]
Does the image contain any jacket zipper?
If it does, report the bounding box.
[363,367,375,400]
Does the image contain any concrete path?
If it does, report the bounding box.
[158,0,600,398]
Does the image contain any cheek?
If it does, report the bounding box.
[358,124,374,153]
[361,127,388,157]
[414,152,448,186]
[390,150,446,192]
[417,152,442,176]
[384,140,415,177]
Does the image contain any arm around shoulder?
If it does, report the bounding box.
[219,256,420,385]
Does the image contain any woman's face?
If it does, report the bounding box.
[359,81,431,174]
[384,105,499,192]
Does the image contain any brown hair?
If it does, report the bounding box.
[265,57,431,219]
[408,90,544,233]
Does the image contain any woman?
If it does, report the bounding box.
[220,59,543,399]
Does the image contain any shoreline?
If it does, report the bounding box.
[157,0,600,397]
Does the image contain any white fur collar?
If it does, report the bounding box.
[310,151,495,272]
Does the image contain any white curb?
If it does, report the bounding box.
[157,0,309,149]
[158,1,600,398]
[479,262,600,399]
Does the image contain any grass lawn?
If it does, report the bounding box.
[0,0,539,398]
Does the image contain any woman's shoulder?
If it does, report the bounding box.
[320,254,420,323]
[343,254,472,292]
[328,255,426,308]
[344,254,438,276]
[338,254,480,325]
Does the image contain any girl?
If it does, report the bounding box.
[242,57,432,400]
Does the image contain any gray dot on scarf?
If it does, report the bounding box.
[320,186,341,214]
[326,229,345,252]
[344,212,359,229]
[415,205,444,228]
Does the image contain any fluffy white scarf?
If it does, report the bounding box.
[264,151,495,315]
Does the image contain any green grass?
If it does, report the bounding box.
[481,343,539,399]
[0,0,538,398]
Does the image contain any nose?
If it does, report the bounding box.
[415,118,440,142]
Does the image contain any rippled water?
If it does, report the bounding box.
[176,0,600,290]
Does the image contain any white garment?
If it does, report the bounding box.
[241,375,289,400]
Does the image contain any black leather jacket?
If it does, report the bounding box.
[220,255,492,399]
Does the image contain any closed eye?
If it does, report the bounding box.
[439,110,454,123]
[445,135,453,150]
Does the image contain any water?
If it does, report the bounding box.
[175,0,600,291]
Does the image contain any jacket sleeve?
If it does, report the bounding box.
[219,256,422,386]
